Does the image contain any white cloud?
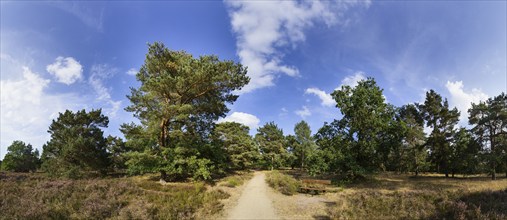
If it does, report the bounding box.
[339,71,366,88]
[0,59,126,159]
[217,112,260,129]
[1,67,83,159]
[305,71,367,107]
[295,106,311,118]
[226,1,370,93]
[46,56,83,85]
[445,81,489,123]
[305,88,336,107]
[126,68,137,76]
[383,95,389,104]
[2,67,50,109]
[89,64,122,118]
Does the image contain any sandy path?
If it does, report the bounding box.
[226,172,279,220]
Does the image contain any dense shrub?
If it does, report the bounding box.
[266,171,301,195]
[125,151,160,175]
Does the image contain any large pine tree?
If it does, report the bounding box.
[419,90,460,177]
[469,93,507,179]
[124,42,249,180]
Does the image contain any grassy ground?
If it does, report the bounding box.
[218,171,253,188]
[273,170,507,219]
[0,171,230,220]
[329,173,507,219]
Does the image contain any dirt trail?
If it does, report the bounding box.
[226,172,279,219]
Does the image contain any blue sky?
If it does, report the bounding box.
[1,1,506,159]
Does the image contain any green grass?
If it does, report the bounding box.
[266,171,301,195]
[0,172,230,220]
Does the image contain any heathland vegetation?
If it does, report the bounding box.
[1,42,506,219]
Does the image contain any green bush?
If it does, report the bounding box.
[266,171,301,195]
[223,176,241,187]
[125,151,160,175]
[219,172,253,188]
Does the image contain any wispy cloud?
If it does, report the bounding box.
[46,56,83,85]
[52,2,105,31]
[295,106,311,118]
[218,112,260,129]
[89,64,122,118]
[225,0,370,93]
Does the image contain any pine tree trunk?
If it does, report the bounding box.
[271,155,274,171]
[414,148,418,177]
[491,133,496,180]
[160,170,167,182]
[301,145,305,170]
[159,120,167,148]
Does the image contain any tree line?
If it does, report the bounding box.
[1,42,506,180]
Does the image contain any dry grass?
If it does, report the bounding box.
[327,173,507,219]
[218,171,254,188]
[0,171,230,220]
[266,171,507,219]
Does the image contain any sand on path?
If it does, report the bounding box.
[226,172,279,220]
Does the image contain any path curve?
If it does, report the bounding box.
[226,172,279,219]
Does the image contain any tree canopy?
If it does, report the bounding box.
[331,77,391,176]
[3,40,503,182]
[256,122,286,170]
[2,140,39,172]
[212,122,259,170]
[293,120,316,170]
[469,93,507,179]
[41,109,110,178]
[419,90,460,177]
